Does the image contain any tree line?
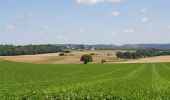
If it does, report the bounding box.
[0,45,64,56]
[116,49,170,59]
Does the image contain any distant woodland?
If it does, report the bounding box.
[0,45,63,56]
[116,49,170,59]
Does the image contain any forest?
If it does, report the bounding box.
[116,49,170,59]
[0,45,63,56]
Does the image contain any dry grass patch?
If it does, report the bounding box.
[2,50,155,64]
[120,56,170,63]
[0,50,121,64]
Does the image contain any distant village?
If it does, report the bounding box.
[64,44,96,51]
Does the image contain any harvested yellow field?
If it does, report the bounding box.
[1,50,169,64]
[0,50,123,64]
[0,53,61,64]
[121,56,170,63]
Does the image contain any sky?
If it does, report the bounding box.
[0,0,170,45]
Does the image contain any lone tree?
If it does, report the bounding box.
[80,55,93,64]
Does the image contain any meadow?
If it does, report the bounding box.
[1,61,170,99]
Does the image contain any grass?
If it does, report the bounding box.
[0,61,170,99]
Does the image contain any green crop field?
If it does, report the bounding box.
[1,61,170,99]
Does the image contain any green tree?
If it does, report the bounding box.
[80,55,93,64]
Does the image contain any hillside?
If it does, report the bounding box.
[57,44,170,50]
[119,44,170,49]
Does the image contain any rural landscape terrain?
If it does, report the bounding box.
[0,44,170,99]
[1,0,170,99]
[1,59,170,99]
[1,50,170,64]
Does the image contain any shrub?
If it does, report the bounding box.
[63,50,71,53]
[90,53,95,55]
[101,60,106,64]
[69,53,74,56]
[59,53,65,56]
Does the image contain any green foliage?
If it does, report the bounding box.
[89,53,95,55]
[101,60,106,64]
[80,55,93,64]
[75,44,85,50]
[0,45,63,56]
[1,61,170,99]
[116,49,170,59]
[59,53,65,56]
[62,50,71,53]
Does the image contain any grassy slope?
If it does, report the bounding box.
[0,61,170,99]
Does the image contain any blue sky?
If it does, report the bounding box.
[0,0,170,45]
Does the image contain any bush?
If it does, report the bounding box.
[59,53,65,56]
[101,60,106,64]
[80,55,93,64]
[63,50,71,53]
[90,53,95,55]
[69,53,74,56]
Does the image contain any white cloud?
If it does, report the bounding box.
[56,36,69,41]
[43,26,49,30]
[37,32,44,37]
[124,28,135,33]
[108,0,122,3]
[165,25,170,29]
[80,27,95,33]
[111,11,121,17]
[141,17,149,22]
[5,25,16,30]
[148,28,153,32]
[76,0,103,5]
[16,12,32,20]
[111,32,116,35]
[76,0,122,5]
[141,9,147,13]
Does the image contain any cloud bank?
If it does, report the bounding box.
[76,0,123,5]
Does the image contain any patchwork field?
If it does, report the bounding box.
[0,50,170,64]
[0,50,125,64]
[1,50,170,64]
[1,61,170,99]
